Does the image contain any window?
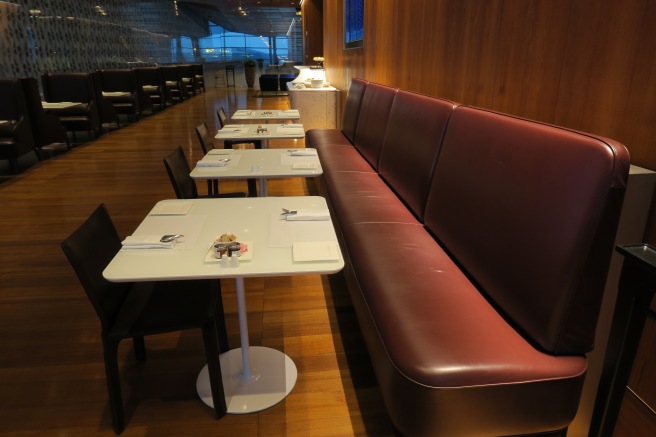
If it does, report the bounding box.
[197,22,297,64]
[344,0,364,49]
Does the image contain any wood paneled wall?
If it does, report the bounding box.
[318,1,656,435]
[322,0,656,242]
[302,0,324,65]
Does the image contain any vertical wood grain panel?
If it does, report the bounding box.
[318,1,656,434]
[322,0,656,242]
[302,0,324,65]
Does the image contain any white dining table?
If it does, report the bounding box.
[230,109,300,123]
[190,148,322,196]
[215,123,305,149]
[103,197,343,414]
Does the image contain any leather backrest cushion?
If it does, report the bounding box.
[424,106,629,354]
[353,83,398,170]
[45,73,94,103]
[0,79,22,120]
[341,78,368,144]
[378,91,456,220]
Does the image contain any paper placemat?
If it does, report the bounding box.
[269,213,337,247]
[150,201,193,215]
[132,214,207,250]
[293,241,340,262]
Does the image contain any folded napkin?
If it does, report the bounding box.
[289,149,317,156]
[282,124,304,129]
[121,235,175,249]
[286,209,330,221]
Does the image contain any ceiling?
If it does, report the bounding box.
[179,0,302,37]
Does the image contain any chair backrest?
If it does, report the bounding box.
[134,67,162,87]
[353,82,398,170]
[195,122,213,154]
[0,78,28,122]
[41,72,96,103]
[341,78,368,144]
[424,105,630,355]
[0,78,35,160]
[377,90,457,221]
[163,146,198,199]
[61,204,132,332]
[20,77,68,148]
[98,69,138,93]
[217,107,228,128]
[159,66,181,83]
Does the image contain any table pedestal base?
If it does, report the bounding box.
[196,346,297,413]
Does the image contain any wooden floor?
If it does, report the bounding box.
[0,87,395,436]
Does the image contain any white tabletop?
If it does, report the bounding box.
[103,196,343,282]
[215,123,305,141]
[190,148,321,180]
[231,109,300,121]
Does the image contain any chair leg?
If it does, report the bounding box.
[202,321,227,418]
[206,180,214,196]
[133,336,146,362]
[102,338,125,434]
[247,179,257,197]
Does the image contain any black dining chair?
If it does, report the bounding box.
[163,146,246,199]
[195,122,220,195]
[60,203,228,435]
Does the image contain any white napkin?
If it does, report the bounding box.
[286,209,330,221]
[121,235,175,249]
[289,149,317,156]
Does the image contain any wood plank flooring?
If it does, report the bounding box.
[0,87,394,436]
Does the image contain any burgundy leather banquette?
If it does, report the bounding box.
[306,79,630,436]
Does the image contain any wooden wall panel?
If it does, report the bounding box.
[302,0,324,65]
[322,0,656,242]
[317,1,656,435]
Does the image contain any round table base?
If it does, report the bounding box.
[196,346,297,413]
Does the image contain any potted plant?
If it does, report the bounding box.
[243,58,256,88]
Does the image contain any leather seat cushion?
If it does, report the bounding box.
[323,171,419,226]
[343,221,588,436]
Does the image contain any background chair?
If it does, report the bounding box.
[159,66,183,106]
[41,72,101,142]
[96,69,141,124]
[163,146,246,199]
[192,63,205,92]
[258,74,279,94]
[20,77,71,160]
[60,203,228,434]
[134,67,165,114]
[177,64,198,97]
[195,122,220,195]
[0,78,36,173]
